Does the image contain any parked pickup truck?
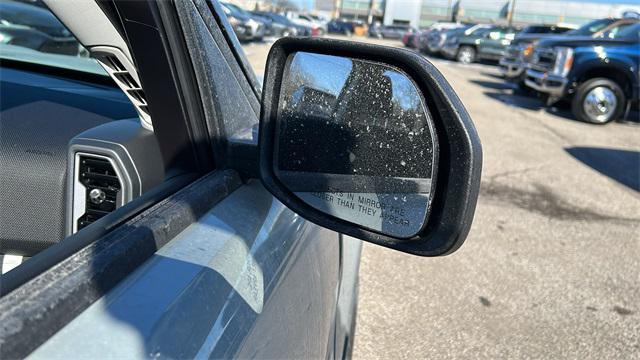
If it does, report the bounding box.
[525,22,640,124]
[500,18,637,87]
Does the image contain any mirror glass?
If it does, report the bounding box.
[274,52,438,238]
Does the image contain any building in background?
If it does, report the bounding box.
[337,0,385,22]
[230,0,302,11]
[315,0,337,17]
[382,0,421,25]
[226,0,640,28]
[415,0,640,27]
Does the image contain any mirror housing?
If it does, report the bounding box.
[259,37,482,256]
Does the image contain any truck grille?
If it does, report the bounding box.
[503,44,521,61]
[529,47,555,72]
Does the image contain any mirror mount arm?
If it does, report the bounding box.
[227,139,260,180]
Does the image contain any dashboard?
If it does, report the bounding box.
[0,63,164,256]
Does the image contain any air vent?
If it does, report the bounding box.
[91,47,153,131]
[76,155,121,231]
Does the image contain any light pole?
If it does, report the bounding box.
[507,0,517,27]
[367,0,375,24]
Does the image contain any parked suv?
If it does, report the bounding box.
[423,24,491,55]
[524,22,640,124]
[221,2,265,41]
[441,26,519,64]
[253,11,311,36]
[500,18,636,87]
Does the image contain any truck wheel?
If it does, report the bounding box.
[572,78,626,124]
[456,46,476,64]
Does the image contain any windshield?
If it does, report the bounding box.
[0,0,106,76]
[466,24,490,35]
[567,18,615,35]
[614,22,640,39]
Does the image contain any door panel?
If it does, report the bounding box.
[28,181,340,359]
[481,31,513,59]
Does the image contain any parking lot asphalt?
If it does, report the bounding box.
[242,36,640,359]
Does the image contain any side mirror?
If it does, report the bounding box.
[259,38,482,256]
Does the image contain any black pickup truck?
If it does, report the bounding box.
[524,22,640,124]
[500,18,637,88]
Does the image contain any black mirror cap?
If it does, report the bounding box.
[258,37,482,256]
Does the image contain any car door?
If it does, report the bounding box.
[0,1,354,358]
[480,28,516,59]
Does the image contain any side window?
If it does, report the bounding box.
[0,0,105,73]
[0,0,164,273]
[216,2,295,80]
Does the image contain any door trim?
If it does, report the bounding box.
[0,170,242,359]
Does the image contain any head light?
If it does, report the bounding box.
[522,43,534,57]
[552,47,574,77]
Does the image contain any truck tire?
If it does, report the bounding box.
[572,78,626,124]
[457,46,476,64]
